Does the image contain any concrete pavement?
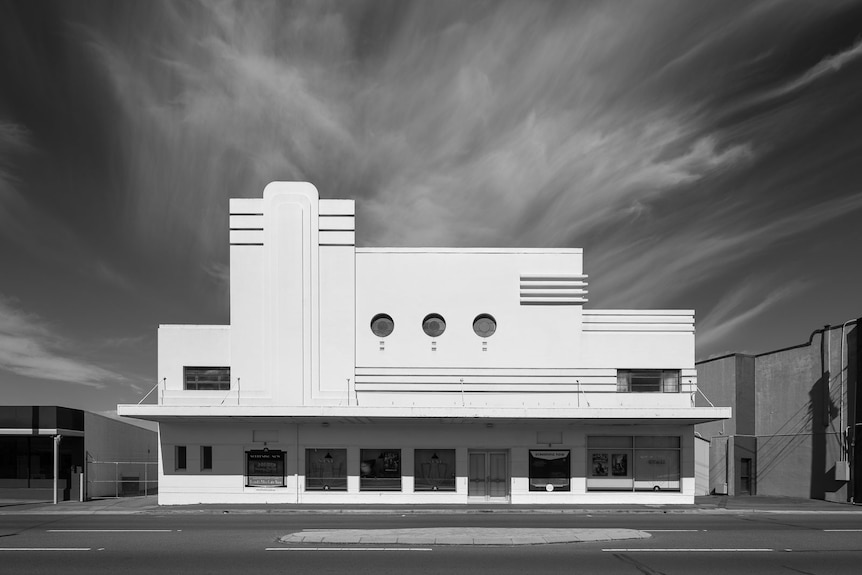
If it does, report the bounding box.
[2,494,861,516]
[3,494,861,546]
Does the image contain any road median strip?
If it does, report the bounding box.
[279,527,650,546]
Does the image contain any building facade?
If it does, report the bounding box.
[0,406,157,501]
[119,182,729,505]
[696,320,860,503]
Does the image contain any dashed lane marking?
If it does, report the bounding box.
[603,548,774,552]
[48,529,174,533]
[0,548,92,552]
[266,547,433,552]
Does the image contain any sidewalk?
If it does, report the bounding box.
[2,494,860,516]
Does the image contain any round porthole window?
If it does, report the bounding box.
[473,314,497,337]
[370,314,394,337]
[422,313,446,337]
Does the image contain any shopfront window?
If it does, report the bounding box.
[0,437,52,488]
[529,450,571,492]
[360,449,401,491]
[246,450,285,487]
[305,449,347,491]
[414,449,456,491]
[587,436,680,492]
[633,436,681,492]
[587,436,632,491]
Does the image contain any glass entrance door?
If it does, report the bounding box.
[468,450,509,500]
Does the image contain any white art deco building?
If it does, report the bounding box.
[118,182,730,505]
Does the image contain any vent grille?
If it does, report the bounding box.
[520,274,588,305]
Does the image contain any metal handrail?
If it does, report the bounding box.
[695,388,725,435]
[137,382,160,404]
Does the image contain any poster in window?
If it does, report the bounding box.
[529,450,570,491]
[246,450,285,486]
[383,451,400,473]
[360,449,401,491]
[612,453,628,476]
[592,453,608,476]
[305,449,347,491]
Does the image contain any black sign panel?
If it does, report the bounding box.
[246,450,285,487]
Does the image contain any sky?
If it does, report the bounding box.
[1,0,861,420]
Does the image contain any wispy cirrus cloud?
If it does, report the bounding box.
[0,123,137,295]
[79,1,765,256]
[83,0,357,265]
[758,36,862,102]
[0,293,126,387]
[61,0,862,362]
[697,277,812,350]
[0,122,35,242]
[591,192,862,312]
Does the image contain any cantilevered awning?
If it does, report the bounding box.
[117,404,730,426]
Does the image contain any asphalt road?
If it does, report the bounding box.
[1,512,861,574]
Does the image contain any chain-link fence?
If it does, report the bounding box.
[86,458,158,498]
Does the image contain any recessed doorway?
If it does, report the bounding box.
[468,450,509,501]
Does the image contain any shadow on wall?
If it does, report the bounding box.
[756,400,812,486]
[809,372,843,499]
[851,324,860,503]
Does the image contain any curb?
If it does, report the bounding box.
[4,505,862,516]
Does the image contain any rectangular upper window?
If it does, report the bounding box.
[617,370,680,393]
[184,367,230,390]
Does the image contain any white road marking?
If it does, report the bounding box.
[603,548,774,552]
[644,529,700,532]
[266,547,433,552]
[47,529,173,533]
[824,529,862,532]
[0,548,92,552]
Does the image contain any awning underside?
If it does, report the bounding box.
[117,405,731,426]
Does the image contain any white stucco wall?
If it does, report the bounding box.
[157,421,695,505]
[355,249,585,370]
[158,183,697,411]
[159,325,231,406]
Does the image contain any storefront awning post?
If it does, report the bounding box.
[53,434,62,504]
